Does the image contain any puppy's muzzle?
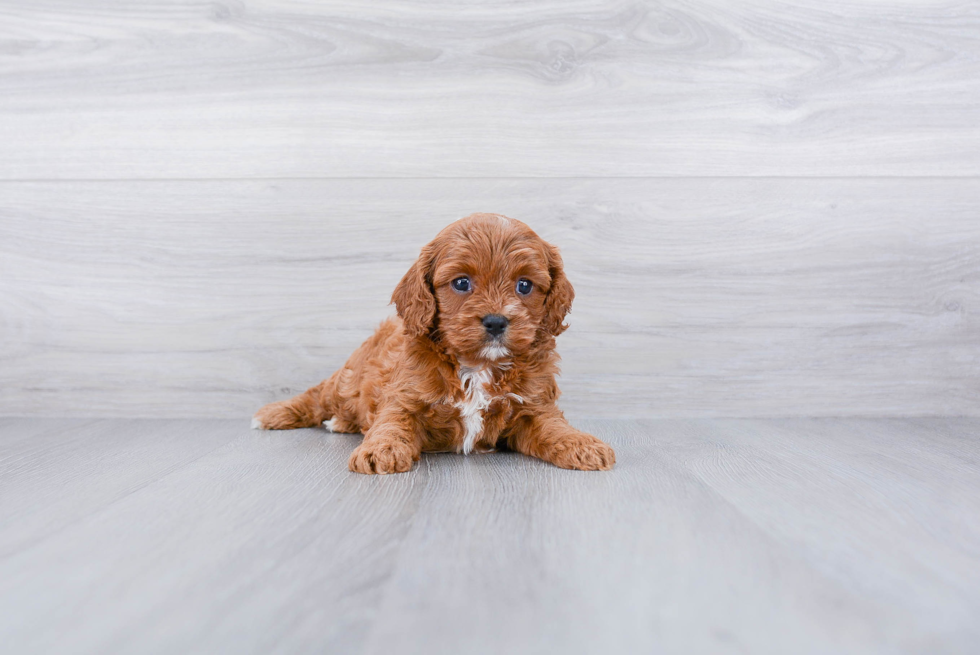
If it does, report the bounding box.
[481,314,508,338]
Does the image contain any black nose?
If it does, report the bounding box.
[482,314,509,337]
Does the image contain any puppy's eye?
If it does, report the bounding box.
[451,276,471,292]
[516,279,533,296]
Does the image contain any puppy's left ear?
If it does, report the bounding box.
[543,243,575,336]
[391,244,438,339]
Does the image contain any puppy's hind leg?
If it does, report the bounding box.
[252,380,333,430]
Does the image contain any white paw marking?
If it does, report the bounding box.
[323,417,338,432]
[251,416,264,430]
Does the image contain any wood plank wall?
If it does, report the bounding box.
[1,1,978,418]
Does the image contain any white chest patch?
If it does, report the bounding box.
[456,366,495,455]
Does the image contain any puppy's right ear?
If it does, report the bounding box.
[543,243,575,336]
[391,245,437,338]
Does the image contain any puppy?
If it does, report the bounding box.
[252,213,615,474]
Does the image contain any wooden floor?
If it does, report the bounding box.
[1,418,977,654]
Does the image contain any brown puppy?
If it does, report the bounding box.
[252,213,615,474]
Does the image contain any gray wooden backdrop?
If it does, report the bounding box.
[1,0,978,419]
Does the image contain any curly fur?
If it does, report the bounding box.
[253,213,615,474]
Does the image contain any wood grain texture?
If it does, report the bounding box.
[1,1,979,178]
[0,418,977,653]
[0,418,242,558]
[0,419,425,654]
[2,178,977,418]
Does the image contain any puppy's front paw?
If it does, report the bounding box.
[349,439,419,475]
[551,437,616,471]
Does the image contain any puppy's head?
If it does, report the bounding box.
[391,213,574,363]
